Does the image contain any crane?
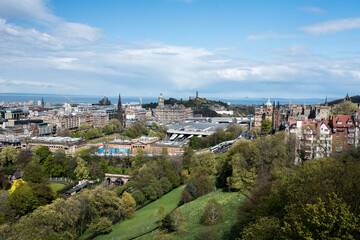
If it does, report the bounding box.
[56,91,74,107]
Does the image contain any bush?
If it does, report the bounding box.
[143,186,157,201]
[201,198,223,225]
[193,175,214,197]
[160,177,172,194]
[131,191,145,206]
[185,182,197,199]
[180,189,193,204]
[160,213,176,233]
[90,217,113,234]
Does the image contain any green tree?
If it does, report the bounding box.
[190,152,216,175]
[143,186,157,201]
[131,191,145,206]
[160,177,172,194]
[22,160,45,184]
[7,183,39,216]
[171,208,185,233]
[160,213,176,232]
[189,136,202,149]
[34,146,52,165]
[30,183,56,206]
[16,149,32,169]
[74,157,89,180]
[331,101,358,115]
[120,191,136,219]
[43,149,67,177]
[283,193,360,239]
[201,198,223,225]
[0,146,18,165]
[90,217,113,234]
[261,119,272,135]
[157,204,166,222]
[241,217,281,240]
[109,118,122,132]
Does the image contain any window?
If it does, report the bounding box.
[347,121,352,124]
[336,133,339,137]
[349,133,354,138]
[348,139,354,144]
[336,146,342,152]
[336,140,339,143]
[337,121,342,124]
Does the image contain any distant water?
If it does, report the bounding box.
[0,93,328,105]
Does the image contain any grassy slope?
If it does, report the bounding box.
[84,186,183,240]
[49,183,65,191]
[139,189,243,240]
[88,134,123,144]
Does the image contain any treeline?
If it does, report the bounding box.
[71,118,122,139]
[0,146,109,225]
[216,131,360,239]
[116,151,182,206]
[0,188,136,240]
[180,151,216,203]
[189,124,244,149]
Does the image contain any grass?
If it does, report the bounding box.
[50,183,65,191]
[138,189,244,240]
[79,186,183,240]
[88,134,124,144]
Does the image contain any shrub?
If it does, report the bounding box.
[180,189,193,204]
[90,217,113,234]
[131,191,145,206]
[201,198,223,225]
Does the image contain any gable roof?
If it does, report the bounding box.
[333,115,355,128]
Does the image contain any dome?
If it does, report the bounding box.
[265,98,272,106]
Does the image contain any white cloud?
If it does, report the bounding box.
[0,0,359,98]
[300,6,326,15]
[248,31,296,40]
[0,0,58,23]
[300,17,360,35]
[53,22,102,42]
[0,78,52,88]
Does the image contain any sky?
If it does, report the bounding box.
[0,0,359,99]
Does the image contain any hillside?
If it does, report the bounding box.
[138,190,243,240]
[327,95,360,106]
[78,186,184,240]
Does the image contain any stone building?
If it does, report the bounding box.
[254,98,274,128]
[21,137,85,154]
[102,136,184,155]
[330,115,357,152]
[288,120,332,164]
[152,94,193,123]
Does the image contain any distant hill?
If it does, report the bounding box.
[327,95,360,106]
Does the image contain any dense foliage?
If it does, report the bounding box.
[0,188,136,240]
[215,131,360,239]
[72,119,122,139]
[189,124,244,149]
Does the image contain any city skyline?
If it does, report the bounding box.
[0,0,360,98]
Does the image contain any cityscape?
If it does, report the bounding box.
[1,0,360,240]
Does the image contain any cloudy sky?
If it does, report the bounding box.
[0,0,359,99]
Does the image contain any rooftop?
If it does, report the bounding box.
[29,136,83,143]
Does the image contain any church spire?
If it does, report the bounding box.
[117,94,125,128]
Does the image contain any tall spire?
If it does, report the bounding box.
[325,96,328,106]
[117,94,125,128]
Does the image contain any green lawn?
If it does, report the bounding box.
[50,183,65,191]
[138,189,244,240]
[79,186,183,240]
[88,134,124,144]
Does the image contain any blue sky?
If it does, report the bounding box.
[0,0,359,99]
